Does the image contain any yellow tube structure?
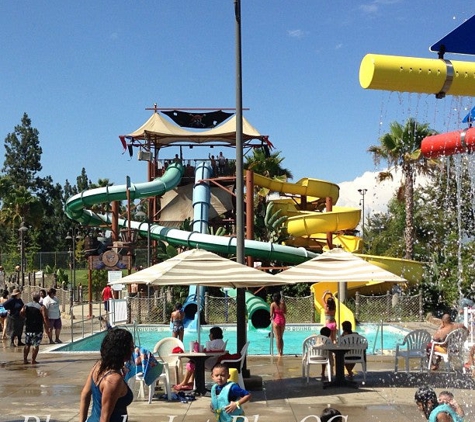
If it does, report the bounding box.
[359,53,475,97]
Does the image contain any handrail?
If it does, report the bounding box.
[133,320,141,347]
[270,328,274,357]
[372,320,384,355]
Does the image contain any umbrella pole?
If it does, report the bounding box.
[196,287,201,347]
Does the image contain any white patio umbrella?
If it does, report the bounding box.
[278,248,407,333]
[110,248,289,345]
[277,248,407,283]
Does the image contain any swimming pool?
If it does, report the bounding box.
[55,324,409,355]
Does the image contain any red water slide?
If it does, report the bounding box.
[421,128,475,158]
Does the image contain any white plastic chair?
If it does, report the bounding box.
[301,335,332,383]
[427,328,468,371]
[220,342,249,389]
[153,337,185,399]
[338,333,368,382]
[129,349,164,403]
[394,329,431,373]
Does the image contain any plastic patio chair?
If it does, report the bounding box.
[301,334,332,383]
[127,348,164,403]
[427,328,468,372]
[220,342,250,389]
[153,337,185,398]
[338,333,368,382]
[394,329,431,373]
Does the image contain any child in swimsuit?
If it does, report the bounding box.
[323,291,337,342]
[170,303,185,341]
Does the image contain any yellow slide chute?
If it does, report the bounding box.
[252,173,363,253]
[311,283,356,330]
[252,172,425,328]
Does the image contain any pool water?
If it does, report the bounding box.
[56,324,409,355]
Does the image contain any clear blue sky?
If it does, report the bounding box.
[1,1,474,190]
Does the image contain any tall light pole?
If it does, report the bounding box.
[18,219,28,288]
[135,205,151,268]
[135,205,151,301]
[358,189,368,238]
[65,228,77,301]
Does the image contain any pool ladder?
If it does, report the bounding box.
[132,320,141,347]
[372,320,385,355]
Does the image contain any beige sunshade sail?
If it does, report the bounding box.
[126,113,264,146]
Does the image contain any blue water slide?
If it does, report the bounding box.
[181,162,212,331]
[182,285,198,330]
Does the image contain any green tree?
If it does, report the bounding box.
[364,162,475,313]
[76,168,91,192]
[244,148,293,180]
[36,176,69,251]
[2,113,43,192]
[368,118,437,259]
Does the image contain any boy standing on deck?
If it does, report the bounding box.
[21,292,48,364]
[210,363,251,422]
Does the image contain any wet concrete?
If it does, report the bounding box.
[1,320,474,422]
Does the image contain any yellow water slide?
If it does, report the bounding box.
[311,282,356,330]
[355,254,425,286]
[252,174,363,252]
[310,257,425,329]
[252,173,426,328]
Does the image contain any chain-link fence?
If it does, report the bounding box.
[205,294,239,325]
[351,291,424,322]
[126,292,316,325]
[13,285,424,327]
[283,294,315,323]
[128,295,168,324]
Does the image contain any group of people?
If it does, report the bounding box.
[81,323,349,422]
[78,292,471,421]
[0,287,62,364]
[79,326,252,422]
[415,386,464,422]
[0,288,62,352]
[209,152,227,176]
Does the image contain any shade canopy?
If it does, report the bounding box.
[110,248,288,288]
[278,248,407,283]
[430,14,475,56]
[125,112,264,146]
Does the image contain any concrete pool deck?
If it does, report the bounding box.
[1,321,474,422]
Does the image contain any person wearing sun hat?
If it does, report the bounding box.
[2,288,25,347]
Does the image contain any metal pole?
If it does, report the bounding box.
[147,223,151,267]
[73,229,76,301]
[234,0,248,377]
[18,219,28,288]
[20,231,25,288]
[358,188,367,238]
[68,247,73,291]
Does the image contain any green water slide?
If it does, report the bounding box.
[65,162,185,225]
[65,163,318,265]
[225,288,271,330]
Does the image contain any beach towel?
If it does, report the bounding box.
[125,347,163,386]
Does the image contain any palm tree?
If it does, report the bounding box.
[368,118,437,259]
[244,148,293,180]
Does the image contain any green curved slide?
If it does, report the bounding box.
[225,288,271,330]
[65,162,318,265]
